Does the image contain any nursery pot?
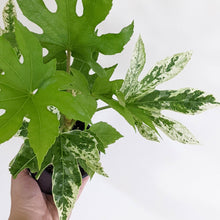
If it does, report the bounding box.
[30,121,89,195]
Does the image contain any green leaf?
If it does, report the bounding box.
[134,88,219,114]
[17,0,134,77]
[127,104,157,132]
[100,96,135,128]
[9,140,38,178]
[40,71,97,122]
[104,64,118,80]
[71,51,99,80]
[35,145,53,179]
[70,68,91,95]
[90,122,123,148]
[0,22,96,167]
[1,33,21,64]
[135,120,159,142]
[0,21,56,166]
[55,50,67,71]
[153,115,199,144]
[91,65,122,98]
[0,0,20,73]
[2,31,17,48]
[92,78,123,99]
[121,36,146,99]
[115,90,126,107]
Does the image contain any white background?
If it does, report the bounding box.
[1,0,220,219]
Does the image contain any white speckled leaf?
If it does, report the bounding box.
[0,27,3,36]
[62,131,107,177]
[51,131,107,220]
[52,136,82,220]
[3,0,17,33]
[153,115,199,144]
[135,88,219,114]
[9,140,38,178]
[0,0,21,75]
[15,120,29,138]
[135,120,159,142]
[121,36,146,98]
[126,51,192,102]
[118,37,219,144]
[77,159,95,178]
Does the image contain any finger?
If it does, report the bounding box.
[67,176,90,220]
[11,169,41,200]
[77,176,89,199]
[11,169,36,188]
[46,175,90,203]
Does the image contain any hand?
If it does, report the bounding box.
[9,169,89,220]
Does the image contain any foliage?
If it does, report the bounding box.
[0,21,97,167]
[0,0,218,219]
[17,0,134,77]
[0,0,20,72]
[119,37,218,143]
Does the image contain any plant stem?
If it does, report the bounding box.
[61,50,75,132]
[66,50,71,73]
[96,105,111,112]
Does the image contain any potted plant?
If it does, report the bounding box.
[0,0,219,219]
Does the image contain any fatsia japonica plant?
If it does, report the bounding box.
[0,0,219,219]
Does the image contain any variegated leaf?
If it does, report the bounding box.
[15,120,29,138]
[10,130,107,219]
[121,36,146,98]
[77,158,95,178]
[126,51,192,102]
[3,0,17,33]
[87,131,106,153]
[127,104,157,132]
[0,27,3,36]
[9,140,38,178]
[135,88,219,114]
[0,0,20,73]
[52,131,107,219]
[62,131,107,177]
[135,120,159,142]
[52,136,82,220]
[153,115,199,144]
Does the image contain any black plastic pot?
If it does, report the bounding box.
[30,121,89,195]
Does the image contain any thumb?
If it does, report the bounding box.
[11,169,41,200]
